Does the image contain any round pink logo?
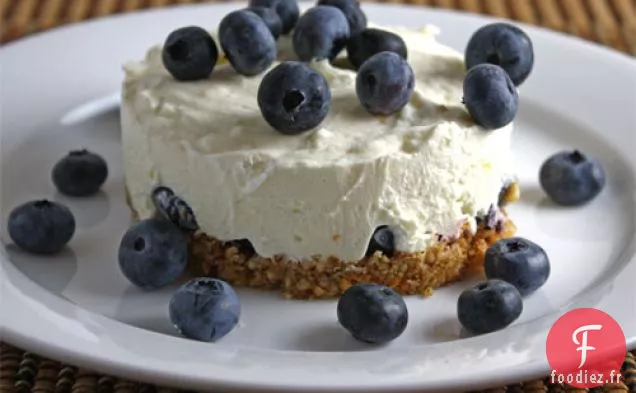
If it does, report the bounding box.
[546,308,625,388]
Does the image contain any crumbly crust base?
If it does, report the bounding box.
[127,185,519,299]
[189,218,516,299]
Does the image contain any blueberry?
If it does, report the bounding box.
[457,279,523,334]
[347,28,407,70]
[51,149,108,197]
[317,0,367,34]
[476,204,505,232]
[151,186,199,231]
[365,226,395,257]
[463,64,518,130]
[246,6,283,39]
[258,61,331,134]
[337,283,408,344]
[169,278,241,342]
[230,238,256,256]
[219,10,277,76]
[292,6,350,62]
[356,51,414,116]
[539,150,606,206]
[485,237,550,296]
[162,26,218,81]
[249,0,299,35]
[118,218,188,290]
[465,23,534,86]
[7,200,75,255]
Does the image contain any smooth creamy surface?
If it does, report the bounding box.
[121,25,513,262]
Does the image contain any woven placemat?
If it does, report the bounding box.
[1,0,636,53]
[1,0,636,392]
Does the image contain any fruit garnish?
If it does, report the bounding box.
[462,63,518,130]
[539,150,606,206]
[337,283,408,344]
[52,149,108,197]
[356,51,414,116]
[292,5,350,61]
[465,23,534,87]
[257,61,331,134]
[118,218,188,290]
[169,277,241,342]
[7,199,75,255]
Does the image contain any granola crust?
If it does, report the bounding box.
[189,218,516,299]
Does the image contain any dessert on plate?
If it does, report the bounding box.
[6,0,608,343]
[120,0,524,299]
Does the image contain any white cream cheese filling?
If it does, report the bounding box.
[121,25,513,262]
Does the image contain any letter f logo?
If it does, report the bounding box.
[572,324,602,368]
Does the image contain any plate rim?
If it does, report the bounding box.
[2,2,636,392]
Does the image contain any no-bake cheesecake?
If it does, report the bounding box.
[121,15,519,298]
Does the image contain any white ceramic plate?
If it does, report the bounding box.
[1,3,635,392]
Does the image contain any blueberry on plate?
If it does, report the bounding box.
[219,10,277,76]
[365,226,395,257]
[337,283,408,344]
[317,0,367,35]
[465,23,534,86]
[258,61,331,134]
[292,5,350,61]
[485,237,550,296]
[7,200,75,255]
[169,277,241,342]
[457,279,522,334]
[249,0,299,35]
[539,150,606,206]
[118,218,188,290]
[356,51,414,116]
[51,149,108,197]
[463,63,518,130]
[151,186,199,231]
[347,28,407,70]
[162,26,218,81]
[246,6,283,39]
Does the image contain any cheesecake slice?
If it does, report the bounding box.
[121,24,518,299]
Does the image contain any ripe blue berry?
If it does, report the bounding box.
[292,6,350,61]
[249,0,299,35]
[151,186,199,231]
[337,283,408,344]
[257,61,331,134]
[52,149,108,197]
[7,200,75,255]
[246,6,283,39]
[356,51,414,115]
[219,10,277,76]
[162,26,218,81]
[230,239,256,256]
[118,218,188,290]
[457,279,523,334]
[463,64,518,130]
[365,226,395,257]
[347,28,407,70]
[465,23,534,86]
[169,278,241,342]
[317,0,367,34]
[539,150,606,206]
[485,237,550,296]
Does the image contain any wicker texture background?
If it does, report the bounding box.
[1,0,636,392]
[1,0,635,53]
